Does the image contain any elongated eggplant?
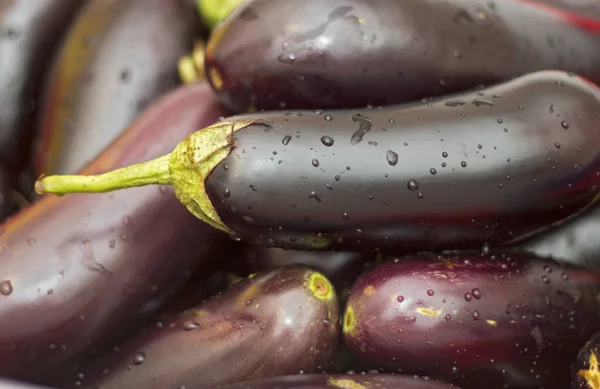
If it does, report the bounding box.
[33,0,199,176]
[204,0,600,112]
[0,82,227,380]
[572,332,600,389]
[341,253,600,389]
[0,0,86,175]
[62,266,339,389]
[35,71,600,253]
[218,374,461,389]
[520,204,600,270]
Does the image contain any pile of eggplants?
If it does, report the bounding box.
[5,1,600,389]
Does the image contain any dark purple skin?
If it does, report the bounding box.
[0,0,86,162]
[63,266,340,389]
[342,253,600,389]
[520,204,600,271]
[205,70,600,253]
[204,0,600,112]
[0,82,227,380]
[571,332,600,389]
[217,374,462,389]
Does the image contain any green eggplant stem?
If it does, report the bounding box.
[35,154,172,195]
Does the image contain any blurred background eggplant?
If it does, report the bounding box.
[0,0,86,188]
[0,82,228,381]
[204,0,600,113]
[63,267,339,389]
[33,0,201,176]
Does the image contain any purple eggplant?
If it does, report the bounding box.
[34,71,600,253]
[572,331,600,389]
[33,0,200,175]
[62,266,339,389]
[217,374,462,389]
[0,82,227,380]
[204,0,600,112]
[342,253,600,389]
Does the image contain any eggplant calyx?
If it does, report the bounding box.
[327,377,367,389]
[578,352,600,389]
[168,119,257,234]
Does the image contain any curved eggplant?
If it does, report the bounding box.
[204,0,600,112]
[342,253,600,389]
[219,374,461,389]
[0,0,85,173]
[63,266,339,389]
[35,71,600,253]
[572,331,600,389]
[0,82,227,380]
[33,0,199,175]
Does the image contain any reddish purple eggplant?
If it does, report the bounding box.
[0,0,86,175]
[204,0,600,112]
[34,71,600,253]
[0,82,227,380]
[62,266,339,389]
[342,253,600,389]
[572,331,600,389]
[218,374,462,389]
[33,0,200,175]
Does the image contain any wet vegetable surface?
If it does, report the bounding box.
[33,0,199,175]
[205,0,600,112]
[218,374,462,389]
[0,82,227,380]
[66,266,340,389]
[342,253,600,389]
[572,331,600,389]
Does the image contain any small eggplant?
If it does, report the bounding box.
[341,252,600,389]
[0,82,227,380]
[65,266,339,389]
[218,374,462,389]
[33,0,199,175]
[34,71,600,253]
[204,0,600,112]
[572,332,600,389]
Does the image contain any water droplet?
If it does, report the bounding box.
[464,292,473,301]
[407,180,419,191]
[182,320,200,331]
[561,272,570,281]
[386,150,399,166]
[472,289,482,299]
[442,151,448,158]
[350,114,373,145]
[324,114,333,121]
[561,121,569,129]
[461,161,467,168]
[223,188,231,198]
[277,53,296,63]
[312,159,320,167]
[0,280,13,296]
[397,295,404,303]
[308,191,322,202]
[343,213,349,220]
[554,142,561,149]
[282,135,292,145]
[445,100,466,107]
[430,168,437,175]
[335,175,340,181]
[445,314,452,321]
[497,119,503,124]
[472,99,493,108]
[541,276,550,284]
[321,136,334,147]
[285,111,302,117]
[122,216,132,225]
[427,289,435,296]
[242,216,255,223]
[26,237,36,246]
[417,192,424,199]
[472,311,480,320]
[132,352,146,365]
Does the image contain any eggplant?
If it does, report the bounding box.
[35,70,600,253]
[63,266,339,389]
[33,0,200,176]
[572,332,600,389]
[0,82,227,380]
[341,252,600,389]
[0,0,86,176]
[218,374,462,389]
[520,204,600,271]
[204,0,600,113]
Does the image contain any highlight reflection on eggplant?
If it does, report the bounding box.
[34,71,600,253]
[0,82,226,380]
[33,0,199,175]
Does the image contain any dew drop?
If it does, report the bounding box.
[223,188,231,197]
[472,289,482,299]
[335,175,341,181]
[442,151,448,158]
[427,289,435,296]
[464,292,473,302]
[472,99,493,108]
[321,136,334,147]
[312,159,320,167]
[343,213,349,220]
[407,180,419,191]
[445,314,452,321]
[461,161,467,168]
[324,114,333,121]
[109,239,116,249]
[417,192,424,199]
[397,295,404,303]
[386,150,399,166]
[132,352,146,365]
[561,272,570,281]
[554,142,561,149]
[182,320,200,331]
[0,280,13,296]
[445,100,466,107]
[282,135,292,145]
[541,276,550,284]
[561,121,570,129]
[472,311,480,320]
[430,168,437,175]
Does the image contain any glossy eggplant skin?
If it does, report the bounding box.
[0,0,85,164]
[67,266,340,389]
[204,0,600,112]
[342,253,600,389]
[0,82,227,380]
[520,204,600,271]
[204,71,600,252]
[33,0,199,175]
[571,332,600,389]
[219,374,461,389]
